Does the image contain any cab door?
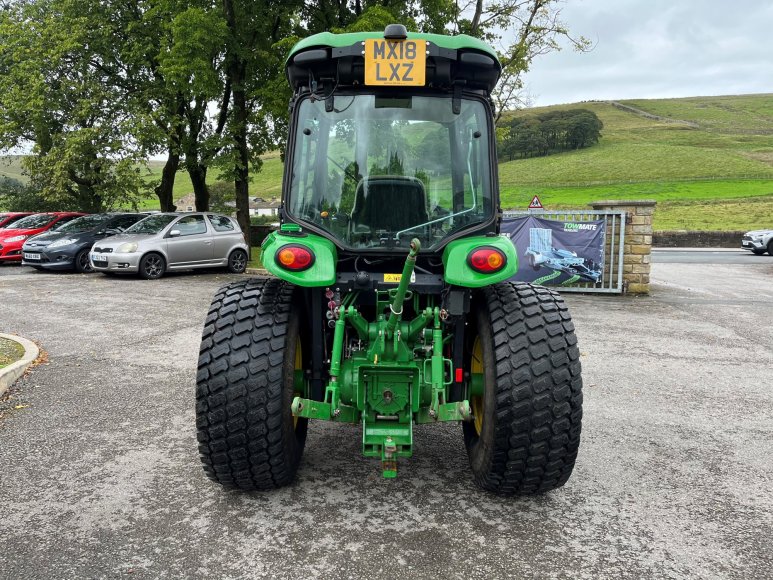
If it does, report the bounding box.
[165,215,214,266]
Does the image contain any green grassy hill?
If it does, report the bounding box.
[4,94,773,230]
[497,94,773,229]
[0,155,28,183]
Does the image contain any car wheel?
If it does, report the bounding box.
[767,240,773,256]
[139,253,165,280]
[74,248,93,273]
[752,249,766,255]
[227,249,248,274]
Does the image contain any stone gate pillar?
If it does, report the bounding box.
[589,200,657,294]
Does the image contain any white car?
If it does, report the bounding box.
[741,229,773,256]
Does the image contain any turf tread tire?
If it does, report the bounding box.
[464,281,582,495]
[196,277,306,490]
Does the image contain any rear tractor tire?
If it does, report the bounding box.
[196,277,308,490]
[464,281,583,494]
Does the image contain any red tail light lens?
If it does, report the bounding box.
[468,247,507,273]
[275,245,314,271]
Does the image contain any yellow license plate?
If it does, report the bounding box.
[364,39,426,86]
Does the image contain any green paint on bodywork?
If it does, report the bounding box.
[261,230,337,287]
[442,235,518,288]
[287,31,500,66]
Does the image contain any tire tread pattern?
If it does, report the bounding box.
[196,277,302,490]
[470,281,583,494]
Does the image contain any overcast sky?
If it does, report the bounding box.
[521,0,773,106]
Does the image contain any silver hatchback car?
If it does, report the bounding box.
[90,213,249,279]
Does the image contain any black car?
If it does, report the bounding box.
[21,213,147,272]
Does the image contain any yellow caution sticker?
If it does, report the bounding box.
[383,272,416,284]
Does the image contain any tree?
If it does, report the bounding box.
[499,108,602,159]
[455,0,591,121]
[0,0,147,212]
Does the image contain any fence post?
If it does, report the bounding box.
[589,200,657,294]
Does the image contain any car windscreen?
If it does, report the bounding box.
[8,214,56,229]
[0,214,27,227]
[124,214,177,234]
[54,215,109,233]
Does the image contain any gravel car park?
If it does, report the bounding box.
[90,212,249,279]
[0,258,771,578]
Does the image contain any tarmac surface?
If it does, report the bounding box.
[652,247,770,264]
[1,260,772,579]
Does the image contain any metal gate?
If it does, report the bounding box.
[503,209,626,294]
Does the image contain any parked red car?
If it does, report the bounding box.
[0,212,33,230]
[0,212,86,262]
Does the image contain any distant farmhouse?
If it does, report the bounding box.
[248,197,280,217]
[174,193,279,217]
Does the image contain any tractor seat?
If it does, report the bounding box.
[350,176,428,233]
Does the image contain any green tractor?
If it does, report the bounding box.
[196,25,583,493]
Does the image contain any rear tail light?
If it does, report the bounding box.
[275,245,315,271]
[468,247,506,273]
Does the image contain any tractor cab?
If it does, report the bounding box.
[282,24,502,255]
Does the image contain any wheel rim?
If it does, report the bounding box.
[471,336,484,436]
[78,251,92,272]
[145,256,162,277]
[232,251,246,272]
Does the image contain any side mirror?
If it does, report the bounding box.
[169,229,181,237]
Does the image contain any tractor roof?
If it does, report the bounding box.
[288,31,500,66]
[286,27,501,94]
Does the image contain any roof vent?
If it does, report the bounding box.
[384,24,408,40]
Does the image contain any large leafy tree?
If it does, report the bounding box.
[0,0,147,211]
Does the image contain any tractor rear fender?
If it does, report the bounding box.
[442,235,518,288]
[262,230,337,287]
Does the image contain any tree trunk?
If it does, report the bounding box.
[154,150,179,212]
[187,163,209,211]
[232,77,251,254]
[223,0,251,255]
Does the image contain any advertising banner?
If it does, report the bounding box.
[501,216,606,285]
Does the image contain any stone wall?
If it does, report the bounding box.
[653,230,744,248]
[249,225,278,246]
[590,200,656,294]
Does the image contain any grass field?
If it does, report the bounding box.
[4,94,773,230]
